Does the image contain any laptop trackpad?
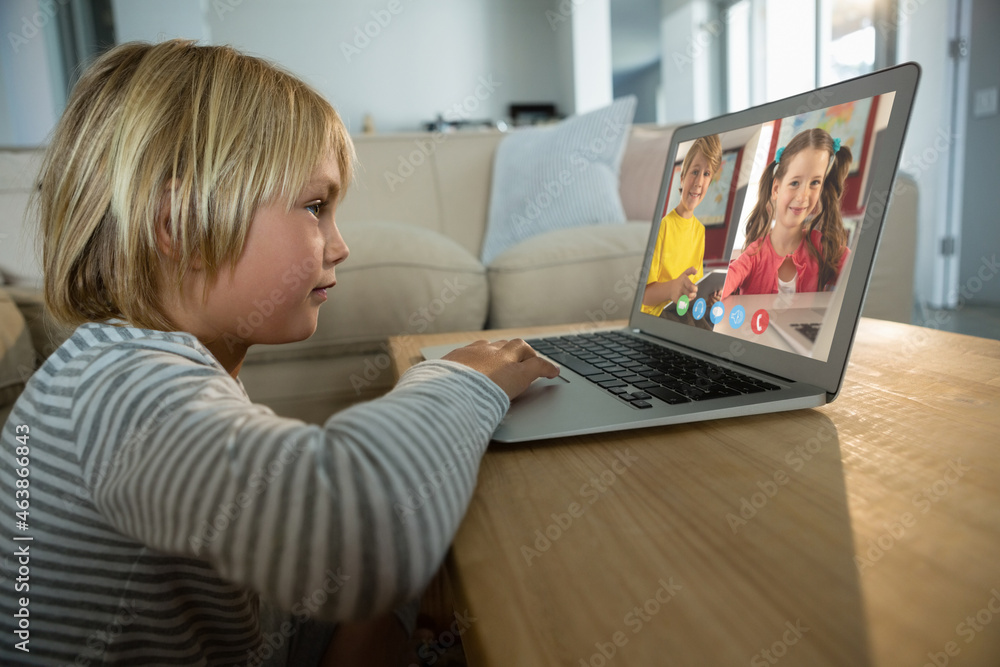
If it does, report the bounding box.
[514,374,569,401]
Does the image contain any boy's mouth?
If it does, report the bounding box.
[311,280,336,298]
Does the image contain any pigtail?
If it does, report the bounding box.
[809,143,852,290]
[742,160,778,255]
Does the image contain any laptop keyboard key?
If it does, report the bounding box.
[544,352,605,377]
[646,386,691,405]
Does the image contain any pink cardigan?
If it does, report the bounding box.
[721,229,849,297]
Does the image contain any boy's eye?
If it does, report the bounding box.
[305,202,323,217]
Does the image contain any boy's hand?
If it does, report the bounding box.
[667,268,699,303]
[442,339,560,401]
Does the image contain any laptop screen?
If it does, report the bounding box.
[637,90,897,363]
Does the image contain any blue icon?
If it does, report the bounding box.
[692,298,707,321]
[729,304,746,329]
[709,302,725,325]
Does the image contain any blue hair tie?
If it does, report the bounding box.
[774,147,784,164]
[833,138,841,153]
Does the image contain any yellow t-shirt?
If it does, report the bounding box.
[641,209,706,316]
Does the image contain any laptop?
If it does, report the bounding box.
[422,63,920,443]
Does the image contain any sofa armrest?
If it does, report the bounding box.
[3,286,73,360]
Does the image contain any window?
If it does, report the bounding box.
[723,0,894,113]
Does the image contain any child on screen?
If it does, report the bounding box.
[720,128,852,298]
[0,40,557,666]
[641,134,723,316]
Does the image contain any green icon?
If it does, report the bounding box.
[676,294,690,316]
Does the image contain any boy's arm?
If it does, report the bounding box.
[83,349,508,624]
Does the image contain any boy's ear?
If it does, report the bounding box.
[155,182,203,269]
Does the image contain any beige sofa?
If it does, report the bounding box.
[0,126,917,426]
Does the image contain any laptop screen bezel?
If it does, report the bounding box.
[627,62,920,398]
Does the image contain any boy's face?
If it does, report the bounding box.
[772,148,828,228]
[199,151,349,348]
[677,151,713,216]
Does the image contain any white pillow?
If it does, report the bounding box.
[480,96,637,266]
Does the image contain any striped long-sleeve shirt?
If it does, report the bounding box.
[0,321,508,665]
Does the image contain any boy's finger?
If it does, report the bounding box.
[503,338,542,362]
[524,356,561,378]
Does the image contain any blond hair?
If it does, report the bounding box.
[34,40,354,330]
[679,134,722,183]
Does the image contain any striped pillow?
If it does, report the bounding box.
[480,96,637,266]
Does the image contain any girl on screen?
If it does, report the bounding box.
[720,128,852,298]
[641,134,722,316]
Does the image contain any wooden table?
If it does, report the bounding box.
[390,318,1000,667]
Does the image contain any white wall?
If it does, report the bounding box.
[568,0,613,114]
[659,0,716,124]
[111,0,209,43]
[896,0,958,308]
[957,0,1000,305]
[111,0,583,133]
[0,0,63,146]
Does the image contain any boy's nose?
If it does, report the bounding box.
[326,223,350,267]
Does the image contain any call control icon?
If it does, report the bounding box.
[710,302,725,325]
[676,294,690,317]
[692,298,707,321]
[729,304,746,329]
[751,309,770,334]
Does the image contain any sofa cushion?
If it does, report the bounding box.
[0,286,37,410]
[480,96,637,266]
[487,222,652,329]
[245,221,488,364]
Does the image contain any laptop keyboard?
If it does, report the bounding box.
[526,331,780,410]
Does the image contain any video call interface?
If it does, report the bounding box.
[638,91,896,362]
